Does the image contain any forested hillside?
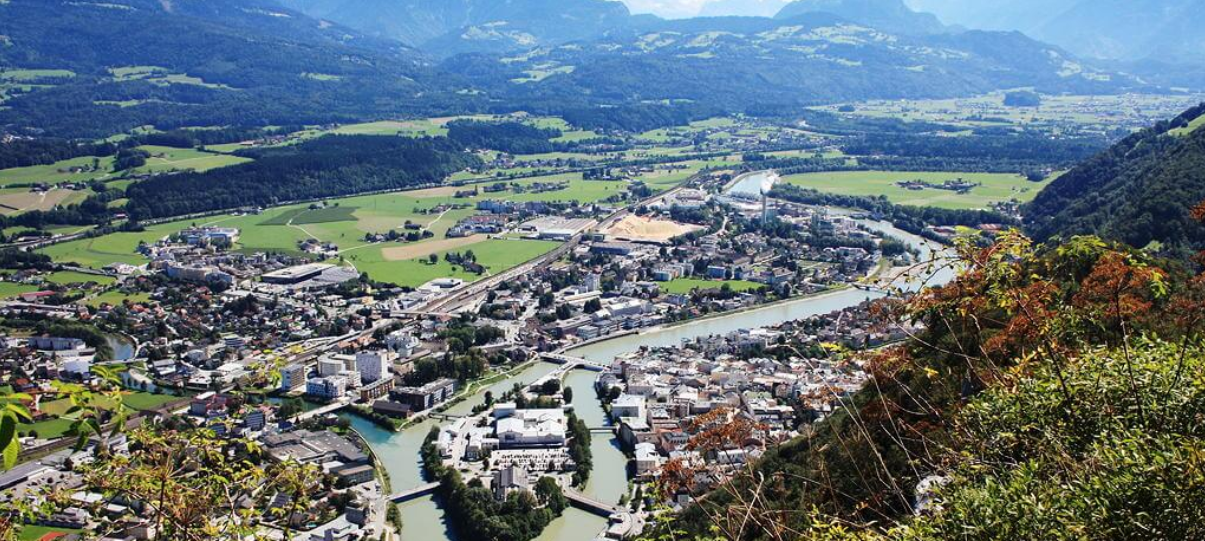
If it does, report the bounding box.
[0,0,459,138]
[124,136,479,219]
[1025,103,1205,256]
[470,13,1140,114]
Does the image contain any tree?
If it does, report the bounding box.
[562,387,574,404]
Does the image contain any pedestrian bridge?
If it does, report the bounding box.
[390,482,440,503]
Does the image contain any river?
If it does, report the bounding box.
[352,205,953,541]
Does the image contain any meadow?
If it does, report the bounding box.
[660,278,763,294]
[133,145,252,173]
[780,170,1053,210]
[0,155,117,186]
[0,281,38,299]
[37,172,653,286]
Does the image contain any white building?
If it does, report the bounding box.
[356,350,393,384]
[634,442,662,477]
[495,409,567,447]
[306,376,347,400]
[611,394,647,422]
[385,330,421,358]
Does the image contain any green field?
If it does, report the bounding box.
[108,65,167,81]
[348,238,560,287]
[44,271,115,285]
[329,120,450,137]
[660,278,763,294]
[133,145,251,173]
[260,206,359,226]
[86,290,152,308]
[0,281,38,299]
[781,170,1053,210]
[1171,114,1205,137]
[0,68,75,82]
[0,155,117,186]
[17,525,83,541]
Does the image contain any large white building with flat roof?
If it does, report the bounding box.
[495,409,567,447]
[262,263,335,285]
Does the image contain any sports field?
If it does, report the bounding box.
[780,170,1053,210]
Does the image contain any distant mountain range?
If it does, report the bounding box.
[462,12,1136,111]
[0,0,1160,138]
[909,0,1205,66]
[1026,104,1205,256]
[776,0,946,35]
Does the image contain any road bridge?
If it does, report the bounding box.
[539,352,610,371]
[390,482,440,503]
[564,489,625,517]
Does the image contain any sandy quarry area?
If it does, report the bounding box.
[382,234,488,261]
[602,215,704,244]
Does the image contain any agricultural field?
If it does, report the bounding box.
[132,145,252,173]
[660,278,763,294]
[86,290,152,308]
[0,68,75,82]
[37,173,641,285]
[0,155,117,186]
[348,238,559,287]
[812,92,1205,133]
[781,170,1054,210]
[0,281,38,299]
[0,186,91,216]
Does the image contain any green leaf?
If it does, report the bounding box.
[1,414,19,470]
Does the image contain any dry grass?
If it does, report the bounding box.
[381,234,489,261]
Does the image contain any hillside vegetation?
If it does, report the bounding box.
[1025,103,1205,257]
[657,225,1205,540]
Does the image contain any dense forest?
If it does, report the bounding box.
[446,121,561,154]
[844,131,1108,168]
[1025,103,1205,256]
[0,138,119,169]
[125,135,479,219]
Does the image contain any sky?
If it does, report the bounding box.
[620,0,791,19]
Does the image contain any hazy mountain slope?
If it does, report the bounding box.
[0,0,449,137]
[908,0,1205,65]
[275,0,635,54]
[1025,104,1205,254]
[776,0,945,35]
[1034,0,1205,64]
[904,0,1078,33]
